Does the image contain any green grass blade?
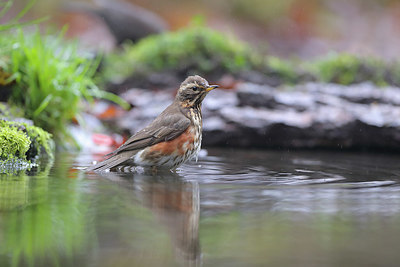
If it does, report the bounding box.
[33,94,53,117]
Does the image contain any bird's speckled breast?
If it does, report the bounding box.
[188,107,202,161]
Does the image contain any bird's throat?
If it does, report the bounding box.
[187,106,202,129]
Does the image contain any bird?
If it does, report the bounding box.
[87,75,218,172]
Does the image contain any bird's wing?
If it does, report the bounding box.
[86,113,190,172]
[110,112,191,155]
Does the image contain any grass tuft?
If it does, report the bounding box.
[0,28,128,142]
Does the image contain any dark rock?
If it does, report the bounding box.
[64,0,168,44]
[236,84,275,108]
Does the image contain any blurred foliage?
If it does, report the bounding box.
[266,56,299,83]
[103,25,262,83]
[306,53,390,85]
[102,24,312,86]
[0,29,127,142]
[311,53,364,85]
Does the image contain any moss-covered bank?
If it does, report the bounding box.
[102,26,400,88]
[305,52,400,86]
[102,25,307,89]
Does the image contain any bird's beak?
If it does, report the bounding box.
[206,85,219,92]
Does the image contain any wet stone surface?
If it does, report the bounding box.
[113,82,400,150]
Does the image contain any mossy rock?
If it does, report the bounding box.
[306,53,400,86]
[103,26,314,89]
[0,119,54,174]
[103,26,259,82]
[102,26,264,86]
[0,122,31,160]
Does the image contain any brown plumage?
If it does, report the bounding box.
[87,75,218,172]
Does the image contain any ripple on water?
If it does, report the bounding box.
[76,149,400,216]
[177,149,400,215]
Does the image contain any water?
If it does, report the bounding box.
[1,149,400,267]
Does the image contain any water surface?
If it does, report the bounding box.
[1,149,400,266]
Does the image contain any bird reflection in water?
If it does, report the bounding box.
[99,170,201,267]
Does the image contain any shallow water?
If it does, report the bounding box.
[1,149,400,267]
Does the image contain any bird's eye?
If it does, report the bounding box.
[192,86,199,91]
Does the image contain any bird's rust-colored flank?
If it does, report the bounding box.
[86,75,218,172]
[147,127,195,156]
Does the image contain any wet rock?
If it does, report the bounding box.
[111,82,400,151]
[203,89,239,112]
[115,88,175,133]
[206,82,400,150]
[236,84,275,108]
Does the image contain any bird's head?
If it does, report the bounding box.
[176,75,219,108]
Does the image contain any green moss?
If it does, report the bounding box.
[0,120,53,161]
[310,53,361,84]
[307,53,387,85]
[266,57,299,83]
[0,122,31,160]
[103,26,261,82]
[0,28,128,144]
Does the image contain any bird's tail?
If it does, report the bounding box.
[86,151,134,172]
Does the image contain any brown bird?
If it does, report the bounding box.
[87,75,218,172]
